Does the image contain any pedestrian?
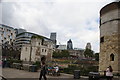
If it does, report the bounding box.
[54,65,59,73]
[39,56,47,80]
[106,66,113,80]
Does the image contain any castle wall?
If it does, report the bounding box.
[99,34,119,73]
[21,45,31,62]
[20,38,53,62]
[99,2,120,74]
[118,8,120,72]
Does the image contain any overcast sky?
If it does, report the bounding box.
[1,0,116,53]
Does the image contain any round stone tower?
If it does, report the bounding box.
[99,1,120,74]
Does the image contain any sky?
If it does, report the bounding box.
[0,0,116,53]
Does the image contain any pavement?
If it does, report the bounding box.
[2,68,88,80]
[2,68,120,80]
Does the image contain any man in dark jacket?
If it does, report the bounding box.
[39,56,47,80]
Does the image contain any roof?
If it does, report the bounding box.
[0,24,14,29]
[67,39,72,43]
[100,2,120,16]
[16,32,52,41]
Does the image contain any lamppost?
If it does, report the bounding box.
[29,41,32,64]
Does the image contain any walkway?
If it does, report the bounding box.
[2,68,120,80]
[2,68,87,80]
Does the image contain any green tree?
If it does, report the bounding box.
[61,50,70,57]
[84,49,94,58]
[52,50,70,58]
[52,51,60,58]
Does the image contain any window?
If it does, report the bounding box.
[45,49,46,52]
[38,42,40,45]
[110,54,114,61]
[42,49,44,52]
[100,37,104,43]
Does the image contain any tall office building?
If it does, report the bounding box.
[67,39,73,50]
[50,32,57,47]
[85,43,91,50]
[0,24,16,44]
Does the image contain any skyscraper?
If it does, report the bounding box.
[50,32,57,47]
[85,43,91,50]
[67,39,73,50]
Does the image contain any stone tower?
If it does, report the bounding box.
[99,2,120,74]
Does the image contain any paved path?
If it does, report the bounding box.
[2,68,88,80]
[2,68,120,80]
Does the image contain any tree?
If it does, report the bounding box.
[2,42,21,60]
[84,49,94,58]
[94,53,99,61]
[52,51,60,58]
[52,50,70,58]
[61,50,70,57]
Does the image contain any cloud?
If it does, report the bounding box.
[1,0,115,52]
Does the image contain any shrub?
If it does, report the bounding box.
[62,65,98,76]
[7,59,23,64]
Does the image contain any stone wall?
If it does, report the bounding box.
[99,34,119,73]
[21,45,31,62]
[100,8,119,37]
[20,38,54,63]
[99,2,120,74]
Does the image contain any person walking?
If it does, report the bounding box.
[106,66,113,80]
[39,56,47,80]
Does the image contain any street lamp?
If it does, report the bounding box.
[29,41,32,64]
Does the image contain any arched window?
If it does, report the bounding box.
[110,54,114,61]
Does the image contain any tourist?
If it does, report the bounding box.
[106,66,113,80]
[53,65,59,76]
[39,56,47,80]
[54,65,59,73]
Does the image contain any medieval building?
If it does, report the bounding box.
[20,35,54,62]
[99,1,120,74]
